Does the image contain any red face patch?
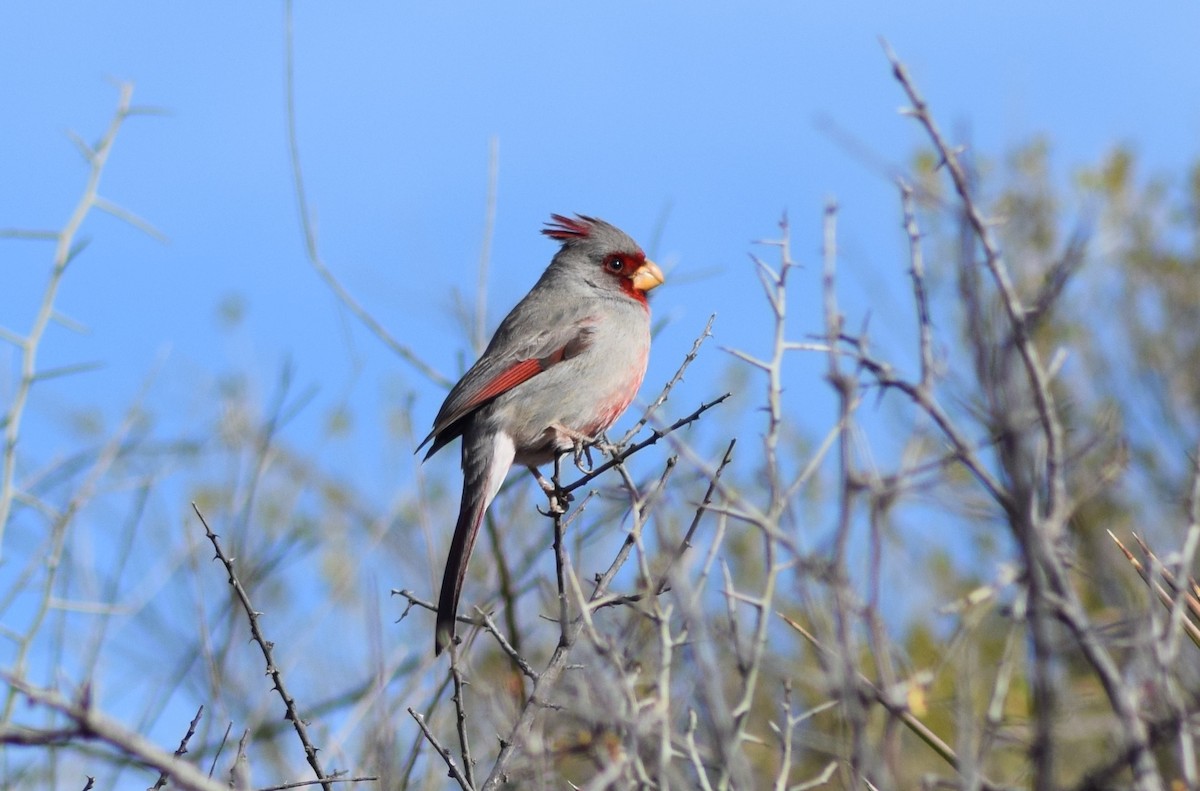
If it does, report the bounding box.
[601,251,650,303]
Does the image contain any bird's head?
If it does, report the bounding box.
[543,214,665,304]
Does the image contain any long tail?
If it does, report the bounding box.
[435,428,513,655]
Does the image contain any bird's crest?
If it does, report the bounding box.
[542,213,598,240]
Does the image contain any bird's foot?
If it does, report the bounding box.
[591,431,620,459]
[549,423,604,473]
[572,440,595,473]
[529,466,572,515]
[576,433,622,472]
[537,491,571,516]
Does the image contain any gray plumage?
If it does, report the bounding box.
[418,214,662,654]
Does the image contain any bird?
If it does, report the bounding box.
[417,213,665,655]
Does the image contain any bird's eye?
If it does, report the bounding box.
[606,256,624,272]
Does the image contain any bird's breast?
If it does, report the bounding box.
[502,310,650,464]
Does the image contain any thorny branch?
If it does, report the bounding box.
[447,645,476,789]
[150,705,205,790]
[192,504,333,791]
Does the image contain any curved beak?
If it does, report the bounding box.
[630,259,665,293]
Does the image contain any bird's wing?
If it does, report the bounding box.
[418,318,595,456]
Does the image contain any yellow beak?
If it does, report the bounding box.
[630,260,665,292]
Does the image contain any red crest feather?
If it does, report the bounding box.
[542,213,596,240]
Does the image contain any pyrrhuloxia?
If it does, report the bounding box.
[418,214,664,655]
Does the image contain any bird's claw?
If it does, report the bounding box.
[533,473,573,502]
[547,423,608,473]
[537,491,571,517]
[570,431,621,473]
[531,469,573,516]
[572,439,594,473]
[578,433,623,472]
[594,432,620,458]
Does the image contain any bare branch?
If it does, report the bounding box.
[447,647,477,789]
[257,777,379,791]
[150,705,205,790]
[883,39,1067,522]
[191,504,332,791]
[408,708,475,791]
[4,677,229,791]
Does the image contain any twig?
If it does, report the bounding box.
[684,709,715,791]
[474,608,538,681]
[1108,532,1200,650]
[771,682,797,791]
[841,334,1009,507]
[563,394,730,496]
[408,709,475,791]
[552,455,571,647]
[0,228,58,240]
[191,504,331,791]
[230,729,250,789]
[0,724,81,746]
[480,393,725,790]
[819,200,871,787]
[593,455,676,608]
[653,438,735,596]
[654,601,675,787]
[391,588,438,617]
[209,721,233,779]
[447,646,476,789]
[150,705,205,790]
[977,588,1025,771]
[3,370,147,723]
[791,761,838,791]
[257,777,378,791]
[883,39,1066,521]
[898,181,936,388]
[1159,449,1200,662]
[398,674,455,788]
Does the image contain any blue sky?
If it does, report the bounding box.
[3,4,1197,483]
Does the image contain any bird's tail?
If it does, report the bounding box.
[435,429,513,655]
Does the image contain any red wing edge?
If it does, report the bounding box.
[418,347,569,455]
